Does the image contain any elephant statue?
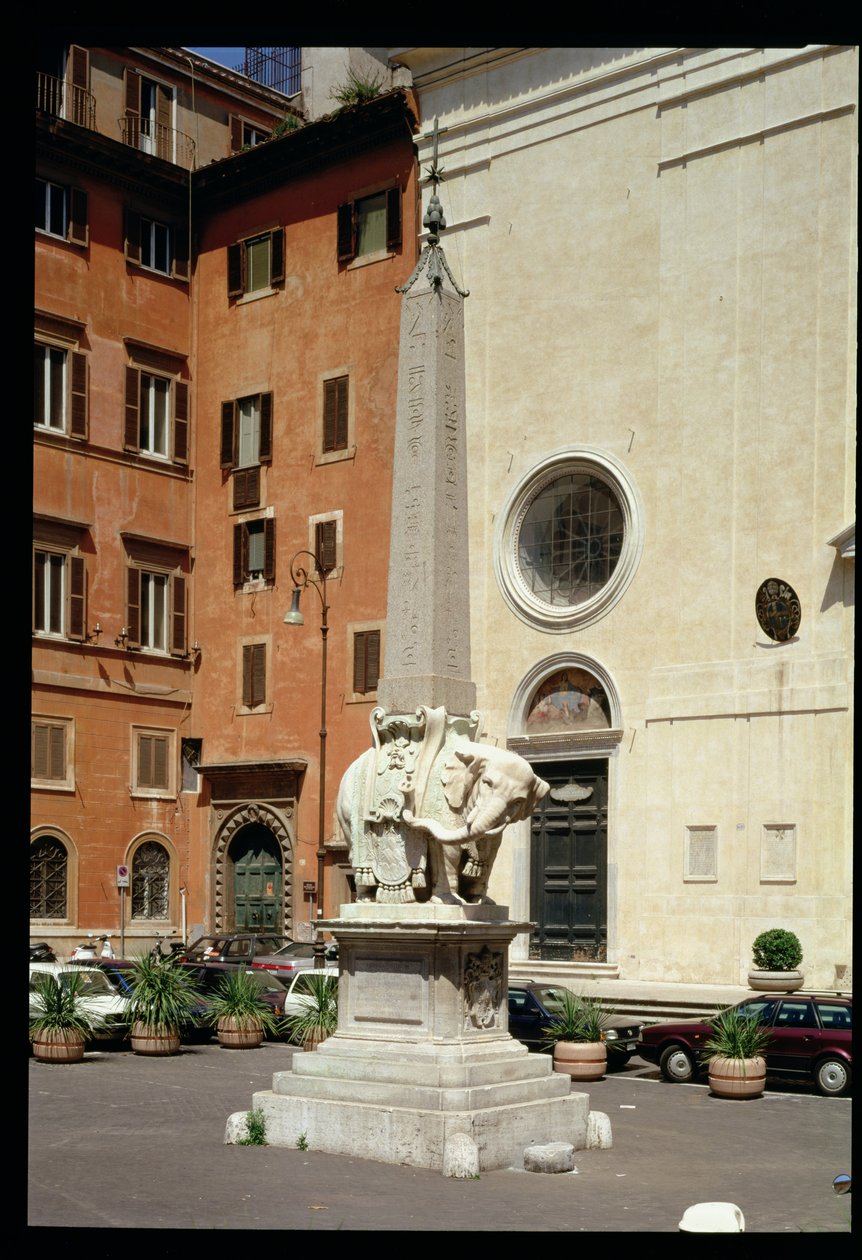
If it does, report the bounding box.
[402,742,550,904]
[335,706,550,906]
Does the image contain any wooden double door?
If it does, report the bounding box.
[229,824,281,933]
[529,758,608,962]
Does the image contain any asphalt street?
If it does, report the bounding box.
[28,1040,852,1237]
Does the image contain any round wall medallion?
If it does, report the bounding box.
[755,578,801,642]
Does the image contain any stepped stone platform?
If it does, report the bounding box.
[251,904,592,1171]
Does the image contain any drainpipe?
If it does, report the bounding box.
[180,885,188,945]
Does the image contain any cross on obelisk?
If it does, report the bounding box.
[375,119,475,718]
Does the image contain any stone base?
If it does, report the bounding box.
[244,905,596,1171]
[252,1086,590,1172]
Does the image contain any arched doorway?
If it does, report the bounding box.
[228,823,282,933]
[508,655,623,963]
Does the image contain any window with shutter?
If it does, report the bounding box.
[33,547,85,640]
[124,365,190,463]
[36,177,88,246]
[227,229,285,297]
[316,520,337,573]
[242,643,267,708]
[31,716,74,791]
[323,376,349,453]
[233,518,276,586]
[353,630,381,695]
[337,188,401,263]
[135,730,173,793]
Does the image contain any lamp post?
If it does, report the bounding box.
[284,549,331,970]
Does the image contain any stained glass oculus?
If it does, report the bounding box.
[516,473,624,607]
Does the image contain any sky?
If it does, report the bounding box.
[187,48,245,71]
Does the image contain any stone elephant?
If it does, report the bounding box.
[402,742,550,904]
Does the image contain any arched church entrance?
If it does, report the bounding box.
[508,656,623,963]
[229,823,282,933]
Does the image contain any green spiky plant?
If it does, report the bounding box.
[205,968,282,1038]
[540,989,608,1045]
[122,953,201,1037]
[30,971,105,1042]
[702,1006,773,1064]
[751,929,803,971]
[330,68,384,107]
[282,973,338,1050]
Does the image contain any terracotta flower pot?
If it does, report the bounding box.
[552,1040,606,1081]
[708,1055,766,1099]
[217,1017,264,1049]
[32,1029,86,1064]
[130,1022,181,1056]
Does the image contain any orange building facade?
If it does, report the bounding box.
[33,45,419,956]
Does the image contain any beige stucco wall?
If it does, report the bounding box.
[399,46,856,988]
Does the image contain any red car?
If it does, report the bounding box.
[637,994,852,1096]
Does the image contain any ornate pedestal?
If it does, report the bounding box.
[252,904,591,1171]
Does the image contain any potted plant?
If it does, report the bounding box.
[282,972,338,1052]
[123,953,202,1055]
[205,968,282,1049]
[541,988,608,1081]
[748,928,804,993]
[29,971,104,1063]
[702,1006,772,1099]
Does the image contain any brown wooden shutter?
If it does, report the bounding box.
[233,523,246,586]
[68,188,88,246]
[337,202,356,262]
[32,724,48,779]
[220,401,236,468]
[315,521,337,574]
[138,733,153,787]
[153,735,169,788]
[263,517,276,583]
[33,551,45,630]
[270,227,285,285]
[323,377,348,453]
[227,242,244,297]
[173,223,189,280]
[259,392,273,463]
[68,555,86,641]
[386,186,402,251]
[32,722,66,780]
[233,467,260,511]
[70,351,88,438]
[69,46,89,126]
[155,84,172,160]
[229,114,244,154]
[124,68,141,147]
[124,208,141,264]
[243,643,266,708]
[126,567,141,646]
[170,574,186,655]
[124,366,140,450]
[173,382,189,464]
[365,630,380,691]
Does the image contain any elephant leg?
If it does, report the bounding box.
[429,840,466,905]
[459,834,501,904]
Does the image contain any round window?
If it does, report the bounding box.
[494,447,643,632]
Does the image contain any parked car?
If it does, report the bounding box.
[248,939,338,982]
[637,994,853,1096]
[179,934,292,964]
[280,967,339,1019]
[507,982,643,1063]
[29,962,131,1041]
[177,963,291,1034]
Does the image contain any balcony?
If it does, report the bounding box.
[118,117,197,170]
[36,72,95,130]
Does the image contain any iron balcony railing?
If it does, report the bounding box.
[117,117,197,170]
[36,72,96,130]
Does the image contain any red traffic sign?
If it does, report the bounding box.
[116,865,130,887]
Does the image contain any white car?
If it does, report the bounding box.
[282,967,338,1019]
[29,962,131,1040]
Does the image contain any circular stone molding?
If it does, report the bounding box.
[493,446,644,632]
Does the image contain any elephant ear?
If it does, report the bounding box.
[441,749,479,812]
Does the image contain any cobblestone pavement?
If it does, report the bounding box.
[28,1041,852,1236]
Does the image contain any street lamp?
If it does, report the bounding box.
[284,549,331,970]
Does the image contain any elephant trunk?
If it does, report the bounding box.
[402,795,511,845]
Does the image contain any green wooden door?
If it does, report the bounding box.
[230,824,281,932]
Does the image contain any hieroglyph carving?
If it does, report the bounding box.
[336,706,550,904]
